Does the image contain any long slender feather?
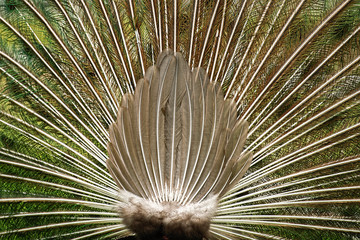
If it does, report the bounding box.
[1,0,360,239]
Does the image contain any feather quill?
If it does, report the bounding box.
[3,1,359,239]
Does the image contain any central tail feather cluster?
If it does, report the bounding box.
[106,50,252,239]
[118,190,218,240]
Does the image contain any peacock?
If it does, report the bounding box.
[0,0,360,239]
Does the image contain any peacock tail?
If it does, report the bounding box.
[0,0,360,239]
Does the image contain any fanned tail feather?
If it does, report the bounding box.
[0,0,359,239]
